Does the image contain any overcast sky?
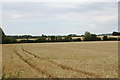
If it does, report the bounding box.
[2,2,118,36]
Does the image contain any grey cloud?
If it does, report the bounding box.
[2,2,118,35]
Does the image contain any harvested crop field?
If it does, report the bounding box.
[2,41,118,78]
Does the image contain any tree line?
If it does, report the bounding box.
[0,28,120,44]
[0,28,17,44]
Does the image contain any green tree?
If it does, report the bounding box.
[65,35,72,42]
[84,32,92,41]
[42,34,47,37]
[73,38,81,41]
[56,37,62,41]
[0,28,6,43]
[91,34,97,41]
[84,32,101,41]
[3,37,17,44]
[50,36,56,41]
[103,36,108,41]
[37,37,46,42]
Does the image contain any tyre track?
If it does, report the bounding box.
[21,46,101,78]
[13,47,54,78]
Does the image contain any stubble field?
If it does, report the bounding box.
[2,41,118,78]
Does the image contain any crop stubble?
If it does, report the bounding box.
[2,41,118,78]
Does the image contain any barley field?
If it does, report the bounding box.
[2,41,118,78]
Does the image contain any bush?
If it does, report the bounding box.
[112,31,120,36]
[108,37,118,41]
[36,37,46,42]
[96,37,101,41]
[103,36,108,41]
[64,36,73,42]
[84,32,101,41]
[103,36,118,41]
[2,37,17,44]
[73,38,81,41]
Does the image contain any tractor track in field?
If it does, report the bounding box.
[21,46,101,78]
[13,47,55,78]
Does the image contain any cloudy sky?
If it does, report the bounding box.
[2,2,118,36]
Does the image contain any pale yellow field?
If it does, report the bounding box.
[2,41,118,78]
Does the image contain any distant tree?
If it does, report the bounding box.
[3,37,11,43]
[68,34,77,37]
[55,37,62,41]
[42,34,47,37]
[0,28,6,43]
[65,35,72,42]
[0,28,17,44]
[10,37,17,43]
[3,37,17,44]
[108,37,118,41]
[84,32,92,41]
[103,36,108,41]
[91,34,101,41]
[22,35,32,40]
[50,36,56,41]
[84,32,101,41]
[81,35,84,37]
[96,37,101,41]
[91,34,97,40]
[112,31,120,36]
[37,37,46,42]
[73,38,81,41]
[0,28,6,38]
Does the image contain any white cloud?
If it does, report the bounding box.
[1,0,119,2]
[93,15,117,22]
[43,3,82,8]
[3,2,117,23]
[2,2,118,35]
[88,24,96,28]
[11,13,24,19]
[3,10,25,23]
